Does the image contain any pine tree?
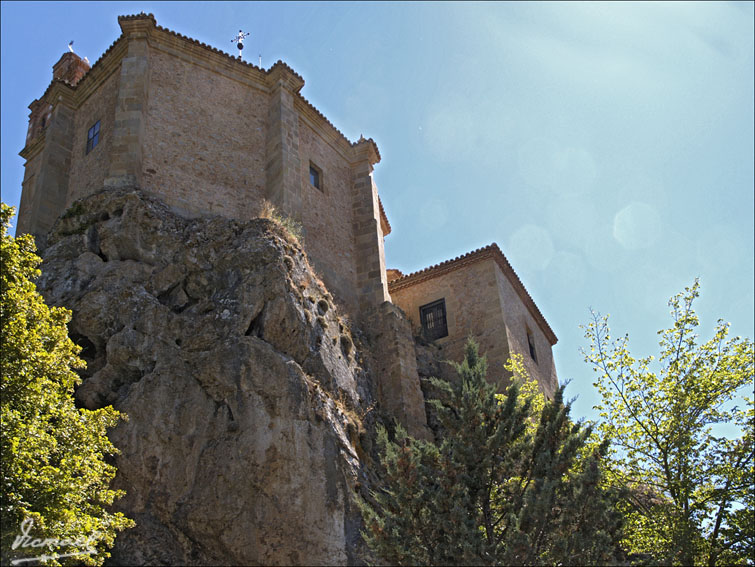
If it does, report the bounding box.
[360,339,623,565]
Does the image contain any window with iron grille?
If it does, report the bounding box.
[527,328,538,363]
[86,120,100,154]
[420,299,448,341]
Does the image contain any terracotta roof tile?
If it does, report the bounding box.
[386,268,404,282]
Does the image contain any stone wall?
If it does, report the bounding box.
[142,48,269,220]
[492,265,558,398]
[68,69,120,205]
[16,85,77,242]
[389,259,512,388]
[16,150,43,236]
[365,302,431,440]
[17,15,389,323]
[298,116,359,314]
[390,255,558,396]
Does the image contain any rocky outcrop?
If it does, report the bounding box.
[364,304,433,441]
[37,189,375,565]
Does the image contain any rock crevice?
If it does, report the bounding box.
[38,189,375,565]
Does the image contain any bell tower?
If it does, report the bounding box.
[52,51,90,85]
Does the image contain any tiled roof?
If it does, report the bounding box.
[117,13,381,160]
[378,196,391,235]
[35,14,382,164]
[120,13,270,72]
[117,12,156,24]
[388,244,557,344]
[386,268,404,281]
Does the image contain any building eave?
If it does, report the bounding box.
[379,196,391,236]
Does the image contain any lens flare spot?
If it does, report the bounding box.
[613,202,661,250]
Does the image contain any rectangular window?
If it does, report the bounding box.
[309,162,322,191]
[527,328,538,363]
[86,120,100,154]
[420,299,448,341]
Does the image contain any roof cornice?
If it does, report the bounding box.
[350,136,381,167]
[19,133,45,161]
[388,244,557,345]
[45,80,77,108]
[70,38,127,105]
[117,13,383,169]
[378,196,391,236]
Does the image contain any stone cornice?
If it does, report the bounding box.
[295,98,356,163]
[25,12,383,174]
[266,61,305,93]
[378,197,391,236]
[350,137,381,167]
[19,133,45,161]
[118,12,157,34]
[72,38,128,104]
[388,244,558,345]
[294,92,382,166]
[44,80,77,109]
[27,98,48,113]
[148,25,269,92]
[119,12,380,168]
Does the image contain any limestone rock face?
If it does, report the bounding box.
[37,189,373,566]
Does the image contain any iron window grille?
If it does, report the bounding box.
[420,299,448,341]
[86,120,100,154]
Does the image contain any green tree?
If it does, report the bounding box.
[360,339,623,565]
[583,280,754,566]
[1,204,133,566]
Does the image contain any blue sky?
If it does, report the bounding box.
[2,1,753,421]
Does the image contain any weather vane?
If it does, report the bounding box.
[231,30,251,58]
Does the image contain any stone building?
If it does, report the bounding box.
[388,244,558,398]
[17,13,390,322]
[17,14,557,434]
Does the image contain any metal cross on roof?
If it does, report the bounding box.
[231,30,251,58]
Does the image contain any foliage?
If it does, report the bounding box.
[258,199,304,244]
[360,339,623,565]
[583,280,754,566]
[0,204,133,566]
